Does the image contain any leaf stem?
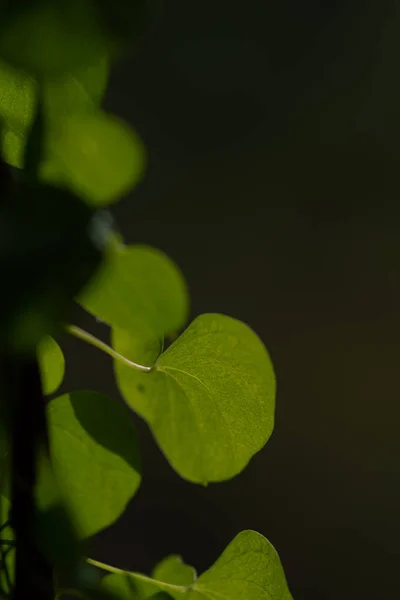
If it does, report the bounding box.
[85,557,188,594]
[66,325,153,372]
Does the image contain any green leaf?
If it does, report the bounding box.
[41,111,146,206]
[44,391,141,538]
[43,52,109,117]
[100,531,292,600]
[114,313,275,484]
[192,530,293,600]
[79,242,189,341]
[0,52,109,169]
[37,336,65,395]
[0,58,37,168]
[100,574,146,599]
[152,556,196,592]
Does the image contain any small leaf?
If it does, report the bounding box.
[192,530,293,600]
[42,111,146,206]
[153,556,196,590]
[37,336,65,395]
[114,314,275,484]
[44,391,141,538]
[79,243,189,341]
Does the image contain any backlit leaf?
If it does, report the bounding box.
[114,314,275,484]
[192,530,293,600]
[37,336,65,395]
[42,112,146,206]
[45,391,141,538]
[79,242,188,341]
[100,531,292,600]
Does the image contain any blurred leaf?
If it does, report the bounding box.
[79,242,188,342]
[0,58,37,168]
[37,336,65,395]
[34,450,81,577]
[100,573,146,599]
[42,111,146,206]
[44,52,109,118]
[192,530,293,600]
[0,0,105,77]
[114,314,275,484]
[0,52,108,170]
[44,391,141,538]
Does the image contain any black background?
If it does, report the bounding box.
[62,2,400,598]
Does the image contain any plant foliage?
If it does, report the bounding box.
[0,2,294,599]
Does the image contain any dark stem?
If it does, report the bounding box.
[1,355,54,600]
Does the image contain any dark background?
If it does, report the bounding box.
[63,2,400,599]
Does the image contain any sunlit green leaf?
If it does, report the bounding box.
[37,336,65,395]
[79,242,188,341]
[42,111,146,206]
[114,314,275,484]
[100,531,292,600]
[192,530,293,600]
[44,391,141,538]
[0,0,105,76]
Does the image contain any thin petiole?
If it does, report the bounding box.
[85,557,188,594]
[66,325,153,373]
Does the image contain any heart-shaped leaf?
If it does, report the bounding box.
[192,530,293,600]
[44,391,141,538]
[79,242,189,342]
[37,336,65,395]
[114,314,275,484]
[98,531,292,600]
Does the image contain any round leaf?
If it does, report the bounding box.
[79,243,189,340]
[192,530,293,600]
[45,391,141,538]
[100,531,292,600]
[114,314,275,484]
[43,112,146,206]
[37,335,65,395]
